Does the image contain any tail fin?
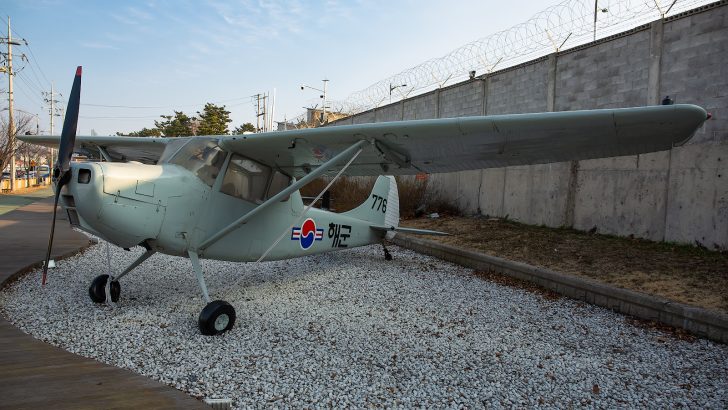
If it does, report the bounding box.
[343,176,399,238]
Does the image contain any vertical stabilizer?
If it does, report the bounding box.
[343,176,399,238]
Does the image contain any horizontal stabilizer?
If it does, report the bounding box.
[370,225,449,236]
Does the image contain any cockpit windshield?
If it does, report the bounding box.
[168,138,226,186]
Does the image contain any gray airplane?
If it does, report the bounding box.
[20,67,709,335]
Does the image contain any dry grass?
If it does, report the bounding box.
[300,176,460,217]
[402,216,728,313]
[299,177,374,212]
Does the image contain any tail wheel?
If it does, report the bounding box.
[199,300,236,336]
[88,274,120,303]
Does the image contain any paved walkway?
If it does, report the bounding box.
[0,196,206,409]
[0,184,54,215]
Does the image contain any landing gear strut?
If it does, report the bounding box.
[189,250,236,335]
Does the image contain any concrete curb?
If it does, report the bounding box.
[392,234,728,344]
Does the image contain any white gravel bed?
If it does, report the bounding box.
[1,240,727,408]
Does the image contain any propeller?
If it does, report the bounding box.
[42,66,82,285]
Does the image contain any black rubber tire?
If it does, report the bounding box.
[88,274,120,303]
[198,300,236,336]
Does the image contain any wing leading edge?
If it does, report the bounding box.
[17,135,171,164]
[219,104,707,177]
[19,104,707,175]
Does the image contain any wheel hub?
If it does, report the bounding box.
[214,313,230,331]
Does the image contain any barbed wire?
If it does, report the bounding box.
[330,0,713,116]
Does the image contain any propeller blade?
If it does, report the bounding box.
[42,66,82,285]
[55,66,82,179]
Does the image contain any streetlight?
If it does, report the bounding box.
[593,1,608,41]
[301,79,328,124]
[389,83,407,103]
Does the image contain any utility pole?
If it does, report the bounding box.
[253,93,268,132]
[42,82,61,173]
[260,94,268,132]
[253,93,262,132]
[322,79,328,124]
[1,17,22,191]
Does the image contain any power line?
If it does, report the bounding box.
[80,95,253,110]
[80,115,162,119]
[15,71,44,96]
[13,76,43,107]
[9,25,51,88]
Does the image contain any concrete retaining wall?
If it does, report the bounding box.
[335,1,728,248]
[392,235,728,344]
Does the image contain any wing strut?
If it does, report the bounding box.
[256,145,364,263]
[196,139,369,252]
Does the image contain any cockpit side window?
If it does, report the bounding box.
[220,154,272,203]
[168,138,225,187]
[158,138,191,164]
[267,171,291,199]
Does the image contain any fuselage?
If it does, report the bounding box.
[60,138,383,262]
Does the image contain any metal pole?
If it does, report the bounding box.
[593,0,598,41]
[49,82,54,175]
[255,94,261,132]
[262,94,267,132]
[322,79,328,124]
[7,17,16,191]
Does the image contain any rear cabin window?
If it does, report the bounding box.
[221,155,271,203]
[168,139,226,187]
[220,155,291,203]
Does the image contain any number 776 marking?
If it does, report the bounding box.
[370,194,387,213]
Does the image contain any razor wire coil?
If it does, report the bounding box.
[321,0,713,117]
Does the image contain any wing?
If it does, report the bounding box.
[219,104,708,178]
[17,135,171,164]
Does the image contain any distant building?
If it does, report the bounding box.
[275,109,349,131]
[306,108,348,126]
[276,121,297,131]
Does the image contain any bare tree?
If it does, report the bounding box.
[0,111,36,173]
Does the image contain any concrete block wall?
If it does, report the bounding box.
[333,1,728,248]
[403,92,438,120]
[661,5,728,144]
[487,59,550,115]
[439,81,483,118]
[375,104,403,122]
[351,110,375,124]
[555,30,651,111]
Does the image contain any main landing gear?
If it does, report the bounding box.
[89,274,120,303]
[199,300,236,335]
[88,247,155,304]
[189,250,236,336]
[382,240,393,261]
[87,244,235,336]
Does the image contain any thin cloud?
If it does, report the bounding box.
[127,6,154,21]
[81,41,118,50]
[109,11,139,25]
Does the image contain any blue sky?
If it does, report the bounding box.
[2,0,548,135]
